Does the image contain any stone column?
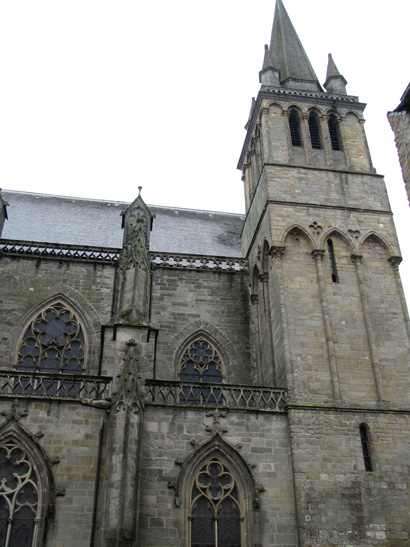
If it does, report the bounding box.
[269,246,293,393]
[248,149,256,198]
[389,256,410,343]
[338,116,352,168]
[351,253,384,402]
[242,163,251,211]
[260,107,271,164]
[250,293,264,385]
[300,113,312,164]
[320,115,333,167]
[103,339,144,547]
[312,250,342,401]
[259,272,275,386]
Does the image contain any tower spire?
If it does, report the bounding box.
[265,0,322,92]
[324,53,347,95]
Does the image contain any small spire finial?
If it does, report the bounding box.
[324,53,347,95]
[138,186,142,196]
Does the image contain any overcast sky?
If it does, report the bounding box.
[1,0,409,302]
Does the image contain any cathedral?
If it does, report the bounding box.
[1,1,410,545]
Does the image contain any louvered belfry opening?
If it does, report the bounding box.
[308,113,321,149]
[289,110,302,146]
[328,115,341,150]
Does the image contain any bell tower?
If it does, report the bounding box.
[240,1,410,544]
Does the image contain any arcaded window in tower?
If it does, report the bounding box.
[328,115,341,150]
[327,239,339,283]
[289,110,302,146]
[190,458,241,547]
[359,423,373,472]
[17,303,85,374]
[0,440,41,546]
[308,113,322,149]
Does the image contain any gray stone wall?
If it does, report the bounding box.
[0,398,106,547]
[289,408,410,546]
[150,269,253,385]
[0,256,115,373]
[138,405,298,547]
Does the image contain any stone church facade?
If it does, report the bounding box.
[0,1,410,546]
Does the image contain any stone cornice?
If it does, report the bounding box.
[0,239,248,273]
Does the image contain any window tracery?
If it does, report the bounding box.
[17,303,85,374]
[179,338,223,405]
[190,458,241,547]
[0,440,40,546]
[180,338,223,384]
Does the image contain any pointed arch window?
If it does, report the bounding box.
[17,302,85,374]
[327,239,339,283]
[289,110,302,147]
[180,338,223,384]
[308,113,322,149]
[190,457,241,547]
[359,423,373,472]
[0,439,41,546]
[179,338,223,405]
[328,115,341,150]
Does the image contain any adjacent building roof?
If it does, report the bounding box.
[394,83,410,113]
[1,190,245,258]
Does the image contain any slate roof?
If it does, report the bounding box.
[1,190,244,258]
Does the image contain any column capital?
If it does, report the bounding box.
[269,246,286,258]
[312,249,325,260]
[388,255,403,267]
[250,294,259,305]
[351,253,363,264]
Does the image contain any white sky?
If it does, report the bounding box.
[1,0,409,303]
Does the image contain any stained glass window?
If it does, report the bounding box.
[17,303,85,374]
[0,441,40,547]
[180,339,223,383]
[180,339,223,404]
[190,458,241,547]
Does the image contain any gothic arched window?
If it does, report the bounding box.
[190,457,242,547]
[289,110,302,147]
[359,423,373,472]
[328,114,341,150]
[0,439,41,546]
[308,112,321,149]
[17,302,85,374]
[180,338,223,384]
[179,338,223,405]
[327,239,339,283]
